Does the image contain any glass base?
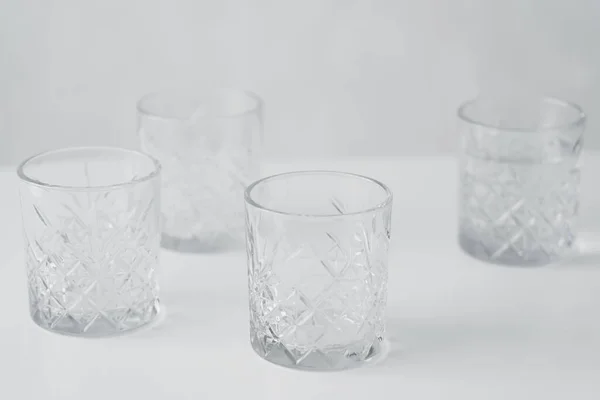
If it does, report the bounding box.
[30,301,160,338]
[458,231,568,267]
[161,233,242,253]
[251,334,384,371]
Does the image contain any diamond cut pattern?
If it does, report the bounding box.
[247,206,391,369]
[460,123,582,265]
[139,110,261,248]
[20,180,160,336]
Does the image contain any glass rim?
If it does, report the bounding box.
[16,146,162,191]
[244,170,393,218]
[136,88,263,121]
[457,96,586,133]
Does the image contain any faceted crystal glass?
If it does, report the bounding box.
[458,96,586,266]
[245,171,393,370]
[137,89,263,253]
[18,147,162,337]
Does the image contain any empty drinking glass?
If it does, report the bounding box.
[245,171,393,370]
[137,89,263,252]
[458,96,586,266]
[18,147,162,336]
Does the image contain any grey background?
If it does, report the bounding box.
[1,0,597,163]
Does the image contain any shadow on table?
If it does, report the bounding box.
[550,234,600,270]
[370,316,536,371]
[555,253,600,269]
[126,247,249,341]
[131,286,248,342]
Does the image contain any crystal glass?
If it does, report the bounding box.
[245,171,393,370]
[17,147,162,337]
[458,96,586,266]
[137,89,263,252]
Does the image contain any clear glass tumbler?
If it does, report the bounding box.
[458,96,586,266]
[137,89,263,252]
[18,147,162,337]
[245,171,393,370]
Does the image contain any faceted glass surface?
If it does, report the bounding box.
[18,148,161,337]
[137,90,263,252]
[245,171,392,370]
[458,97,586,266]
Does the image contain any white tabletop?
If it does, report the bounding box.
[2,155,600,399]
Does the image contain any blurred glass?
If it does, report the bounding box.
[458,96,586,266]
[137,89,263,253]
